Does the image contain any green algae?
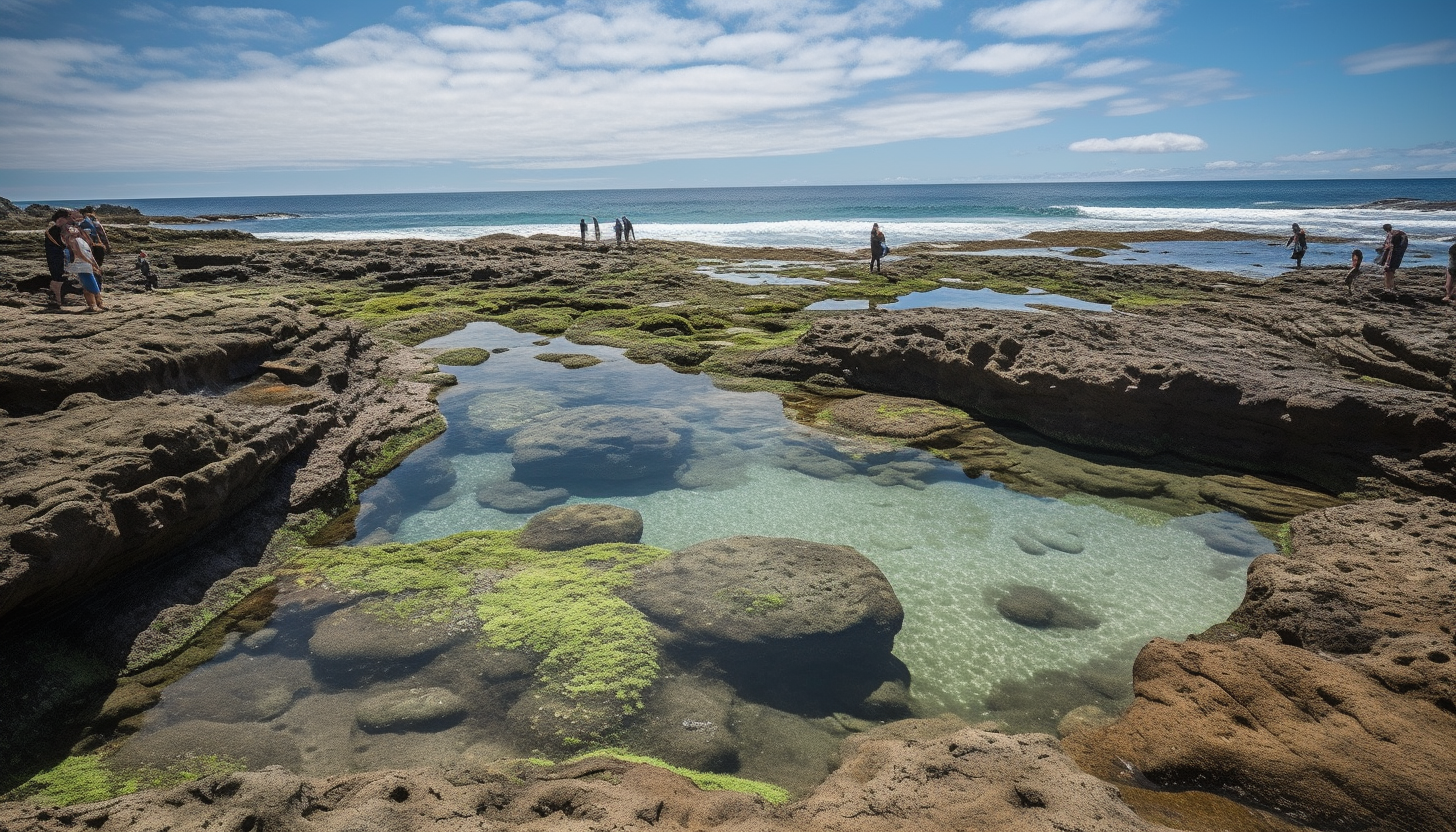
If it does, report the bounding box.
[534,352,603,369]
[286,531,672,724]
[566,751,791,805]
[347,415,447,501]
[5,754,245,807]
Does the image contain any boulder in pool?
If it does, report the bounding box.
[308,606,456,681]
[113,720,301,770]
[516,504,644,551]
[356,687,467,733]
[1169,512,1275,557]
[475,480,570,513]
[623,536,905,711]
[509,405,691,485]
[994,585,1100,630]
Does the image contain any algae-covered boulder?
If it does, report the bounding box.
[516,504,643,551]
[993,585,1100,630]
[112,720,301,770]
[509,405,691,485]
[828,394,969,439]
[356,687,467,732]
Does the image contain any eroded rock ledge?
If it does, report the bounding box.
[1066,497,1456,832]
[730,306,1456,498]
[0,294,441,621]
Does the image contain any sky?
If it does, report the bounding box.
[1,0,1453,199]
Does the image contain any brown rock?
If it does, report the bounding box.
[1065,498,1456,832]
[515,503,643,551]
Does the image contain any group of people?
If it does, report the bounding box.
[578,216,636,247]
[1291,221,1453,299]
[43,208,156,312]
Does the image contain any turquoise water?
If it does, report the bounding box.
[358,322,1257,720]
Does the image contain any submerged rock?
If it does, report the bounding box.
[515,504,644,551]
[994,585,1101,630]
[308,606,456,682]
[1168,512,1274,557]
[356,687,467,733]
[474,480,569,513]
[466,388,564,435]
[112,720,301,770]
[509,405,691,485]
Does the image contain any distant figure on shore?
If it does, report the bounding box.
[592,217,600,242]
[623,216,636,244]
[64,224,105,312]
[579,218,587,246]
[1345,249,1363,293]
[1379,223,1408,291]
[1286,223,1308,269]
[613,217,623,246]
[1444,242,1455,302]
[44,209,73,307]
[137,250,156,291]
[869,223,886,273]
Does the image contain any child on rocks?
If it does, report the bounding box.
[1344,249,1363,294]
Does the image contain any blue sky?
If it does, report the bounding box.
[1,0,1453,199]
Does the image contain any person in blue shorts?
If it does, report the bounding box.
[64,224,105,312]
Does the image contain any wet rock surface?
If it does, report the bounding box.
[734,305,1456,499]
[515,503,644,550]
[0,721,1177,832]
[356,687,468,733]
[0,294,441,621]
[1066,498,1456,832]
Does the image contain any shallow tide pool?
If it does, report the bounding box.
[363,323,1255,718]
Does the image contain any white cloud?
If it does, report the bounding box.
[1405,142,1456,158]
[1349,164,1398,172]
[1204,160,1245,170]
[949,42,1075,74]
[1416,162,1456,172]
[0,12,1122,173]
[973,0,1160,38]
[1069,132,1207,153]
[1105,67,1242,115]
[0,0,60,15]
[1273,148,1373,162]
[1343,39,1456,75]
[1068,57,1149,78]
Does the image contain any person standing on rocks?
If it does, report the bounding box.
[77,210,109,269]
[137,250,156,291]
[1286,223,1308,269]
[1379,223,1408,292]
[870,223,886,273]
[579,218,588,247]
[623,216,636,244]
[43,209,73,307]
[613,217,623,246]
[1345,249,1364,294]
[63,224,105,312]
[592,216,601,242]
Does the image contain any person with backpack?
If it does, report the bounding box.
[869,223,887,273]
[1379,223,1409,291]
[76,210,109,268]
[1285,223,1308,269]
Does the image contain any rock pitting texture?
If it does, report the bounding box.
[733,307,1456,497]
[0,723,1174,832]
[1065,498,1456,832]
[0,294,441,621]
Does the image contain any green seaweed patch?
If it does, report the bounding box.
[433,347,491,366]
[287,532,672,720]
[534,352,603,369]
[492,308,576,335]
[1274,522,1293,556]
[347,415,447,499]
[5,754,245,807]
[717,589,787,616]
[1066,247,1107,258]
[567,751,790,805]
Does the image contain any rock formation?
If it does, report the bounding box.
[1065,498,1456,832]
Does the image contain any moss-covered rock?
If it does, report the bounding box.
[432,347,490,366]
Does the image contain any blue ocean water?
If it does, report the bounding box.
[106,179,1456,250]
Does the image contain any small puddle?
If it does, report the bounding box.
[107,323,1264,790]
[808,286,1112,313]
[696,259,855,286]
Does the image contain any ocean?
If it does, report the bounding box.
[109,179,1456,251]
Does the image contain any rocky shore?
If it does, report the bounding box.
[1,203,1454,831]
